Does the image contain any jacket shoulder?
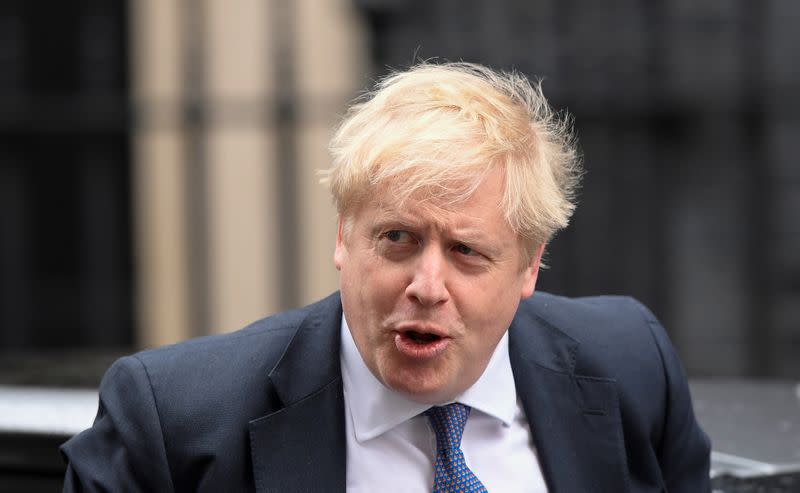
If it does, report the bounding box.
[131,293,341,410]
[519,292,711,490]
[519,292,674,394]
[61,293,342,491]
[521,292,657,341]
[521,292,664,363]
[135,300,312,376]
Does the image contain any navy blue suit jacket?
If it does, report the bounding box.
[61,291,711,492]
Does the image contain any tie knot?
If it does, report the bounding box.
[425,403,471,450]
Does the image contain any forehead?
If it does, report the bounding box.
[369,195,491,231]
[356,170,514,238]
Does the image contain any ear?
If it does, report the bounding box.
[334,216,346,271]
[520,243,546,299]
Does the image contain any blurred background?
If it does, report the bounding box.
[0,0,798,387]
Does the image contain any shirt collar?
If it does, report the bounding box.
[340,313,517,443]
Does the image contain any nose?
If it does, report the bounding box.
[405,246,450,307]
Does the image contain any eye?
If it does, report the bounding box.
[454,243,477,256]
[377,230,417,258]
[384,230,406,242]
[379,230,416,246]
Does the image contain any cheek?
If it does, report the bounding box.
[455,274,524,336]
[364,266,411,318]
[358,251,407,284]
[343,256,409,318]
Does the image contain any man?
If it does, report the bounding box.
[61,63,711,492]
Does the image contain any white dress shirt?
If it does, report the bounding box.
[340,315,549,492]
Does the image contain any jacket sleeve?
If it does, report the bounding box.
[60,356,174,492]
[632,299,712,492]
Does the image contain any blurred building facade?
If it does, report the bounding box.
[0,1,133,350]
[0,0,797,381]
[359,0,800,378]
[130,0,366,346]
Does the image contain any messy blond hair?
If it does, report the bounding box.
[322,62,582,258]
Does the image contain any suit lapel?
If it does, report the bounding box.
[246,292,632,492]
[510,307,631,493]
[248,294,346,493]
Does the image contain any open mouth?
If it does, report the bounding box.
[394,324,451,359]
[404,330,442,344]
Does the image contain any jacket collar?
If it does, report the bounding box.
[248,292,630,493]
[248,293,346,493]
[509,301,630,493]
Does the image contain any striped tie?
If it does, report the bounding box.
[425,403,488,492]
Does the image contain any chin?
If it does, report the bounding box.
[382,369,458,405]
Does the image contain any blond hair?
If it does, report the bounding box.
[322,62,582,257]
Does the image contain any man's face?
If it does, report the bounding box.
[334,169,544,404]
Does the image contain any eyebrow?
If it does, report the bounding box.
[371,208,423,228]
[452,229,493,245]
[372,210,504,249]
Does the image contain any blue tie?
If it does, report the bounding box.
[425,403,488,492]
